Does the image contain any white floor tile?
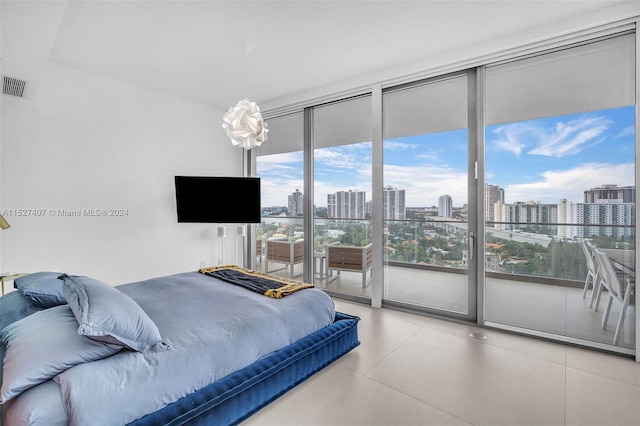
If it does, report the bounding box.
[565,346,640,387]
[365,327,566,426]
[244,364,473,426]
[243,299,639,426]
[566,367,640,426]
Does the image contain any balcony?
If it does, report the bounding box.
[256,216,635,351]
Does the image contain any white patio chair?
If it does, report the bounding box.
[579,240,599,302]
[592,249,635,346]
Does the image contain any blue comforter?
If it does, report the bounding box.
[2,271,335,425]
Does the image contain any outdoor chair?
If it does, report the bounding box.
[592,249,635,346]
[265,238,304,277]
[325,242,372,288]
[579,240,600,303]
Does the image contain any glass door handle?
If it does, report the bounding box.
[468,232,475,261]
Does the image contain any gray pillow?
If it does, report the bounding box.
[0,305,121,403]
[13,271,66,308]
[60,274,169,353]
[0,291,44,331]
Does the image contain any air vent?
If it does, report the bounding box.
[3,76,27,97]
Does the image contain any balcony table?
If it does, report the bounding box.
[600,248,635,278]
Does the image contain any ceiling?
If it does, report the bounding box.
[2,1,639,112]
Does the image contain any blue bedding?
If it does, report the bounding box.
[1,271,335,425]
[0,291,43,332]
[131,312,360,426]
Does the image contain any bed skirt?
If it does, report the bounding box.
[129,312,360,426]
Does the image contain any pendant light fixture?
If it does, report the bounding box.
[221,43,268,150]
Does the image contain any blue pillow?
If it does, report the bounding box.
[0,291,44,331]
[13,272,66,308]
[60,274,169,353]
[0,305,121,403]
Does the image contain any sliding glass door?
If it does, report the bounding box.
[251,29,636,356]
[255,112,306,278]
[312,95,373,298]
[484,34,636,351]
[382,72,477,319]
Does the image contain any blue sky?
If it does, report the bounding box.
[486,106,634,205]
[258,106,635,208]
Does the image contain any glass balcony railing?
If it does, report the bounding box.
[486,222,635,287]
[257,216,635,349]
[257,216,635,289]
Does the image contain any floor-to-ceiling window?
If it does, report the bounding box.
[253,28,637,357]
[484,33,636,351]
[312,95,373,298]
[255,112,306,278]
[382,72,477,319]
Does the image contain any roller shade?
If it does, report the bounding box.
[256,111,304,156]
[486,33,635,126]
[383,75,468,139]
[313,95,372,148]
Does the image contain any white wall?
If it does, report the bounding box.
[1,62,243,284]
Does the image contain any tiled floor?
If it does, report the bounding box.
[244,298,640,426]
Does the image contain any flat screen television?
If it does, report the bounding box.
[175,176,261,223]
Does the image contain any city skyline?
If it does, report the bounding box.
[257,106,634,209]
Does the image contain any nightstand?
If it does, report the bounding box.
[0,272,26,296]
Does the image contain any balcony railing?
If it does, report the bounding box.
[257,215,635,350]
[258,215,635,288]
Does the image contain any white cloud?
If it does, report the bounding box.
[261,177,303,207]
[256,162,302,183]
[384,140,419,150]
[314,144,371,170]
[384,164,467,207]
[490,122,535,156]
[528,116,610,157]
[490,114,612,158]
[504,162,634,204]
[414,150,441,162]
[256,151,302,164]
[260,144,374,206]
[614,126,635,139]
[257,153,304,206]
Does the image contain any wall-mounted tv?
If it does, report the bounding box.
[175,176,261,224]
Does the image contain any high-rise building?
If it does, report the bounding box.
[576,202,635,238]
[494,201,558,229]
[577,184,636,238]
[584,184,635,203]
[383,186,405,220]
[485,184,505,222]
[327,193,336,218]
[328,190,366,219]
[558,198,577,239]
[495,191,635,239]
[438,195,453,218]
[288,189,304,216]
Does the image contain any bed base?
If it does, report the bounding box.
[129,312,360,426]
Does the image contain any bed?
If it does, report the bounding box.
[0,268,360,425]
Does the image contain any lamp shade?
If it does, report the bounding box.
[0,214,10,230]
[222,98,268,149]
